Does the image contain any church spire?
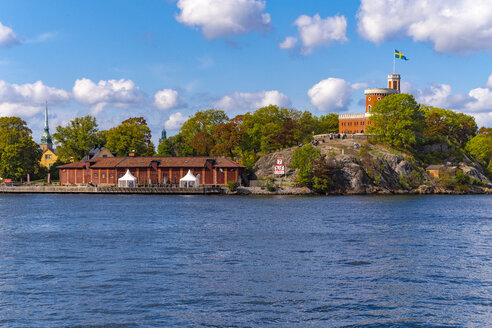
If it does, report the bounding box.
[40,101,52,150]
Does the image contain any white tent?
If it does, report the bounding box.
[180,169,200,188]
[118,169,137,187]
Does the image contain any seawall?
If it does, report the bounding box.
[0,185,223,195]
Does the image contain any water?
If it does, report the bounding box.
[0,194,490,327]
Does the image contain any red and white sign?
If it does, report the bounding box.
[276,158,283,165]
[274,165,285,175]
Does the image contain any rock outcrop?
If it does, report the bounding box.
[249,139,491,195]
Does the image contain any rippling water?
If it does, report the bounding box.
[0,194,490,327]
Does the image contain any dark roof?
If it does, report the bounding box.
[426,165,444,170]
[58,156,245,169]
[82,146,116,161]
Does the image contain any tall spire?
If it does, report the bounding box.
[44,101,49,130]
[40,101,52,150]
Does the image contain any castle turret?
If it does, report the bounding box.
[40,102,52,151]
[387,73,401,92]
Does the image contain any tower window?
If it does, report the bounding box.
[368,105,372,111]
[377,97,381,101]
[368,97,371,101]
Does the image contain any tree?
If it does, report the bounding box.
[157,134,194,157]
[105,117,155,157]
[291,144,321,188]
[368,93,425,148]
[478,126,492,135]
[211,115,243,158]
[423,107,477,147]
[0,117,42,180]
[318,113,339,134]
[241,105,301,154]
[190,131,215,156]
[52,115,102,162]
[465,134,492,168]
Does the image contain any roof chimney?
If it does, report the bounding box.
[129,150,136,157]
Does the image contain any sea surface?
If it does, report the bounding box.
[0,194,490,327]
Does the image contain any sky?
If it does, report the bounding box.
[0,0,492,145]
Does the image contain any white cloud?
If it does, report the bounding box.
[73,78,145,114]
[357,0,492,53]
[165,112,188,130]
[175,0,271,39]
[154,89,181,110]
[0,22,20,47]
[0,80,70,117]
[280,14,347,55]
[466,88,492,113]
[214,90,291,111]
[470,112,492,128]
[414,76,492,127]
[28,32,57,43]
[308,78,353,112]
[279,36,298,50]
[417,84,454,108]
[486,74,492,88]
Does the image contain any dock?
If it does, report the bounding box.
[0,185,224,195]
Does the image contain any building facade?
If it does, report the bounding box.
[58,156,245,186]
[338,73,400,134]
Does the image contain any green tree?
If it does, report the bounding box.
[52,115,102,162]
[368,94,425,148]
[241,105,301,155]
[423,107,477,147]
[105,117,155,157]
[0,117,42,180]
[291,144,321,187]
[318,113,339,134]
[294,111,319,144]
[465,134,492,168]
[157,134,194,156]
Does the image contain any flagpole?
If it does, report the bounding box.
[393,51,396,74]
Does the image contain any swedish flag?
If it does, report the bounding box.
[395,49,408,61]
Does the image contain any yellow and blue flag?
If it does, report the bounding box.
[395,49,408,61]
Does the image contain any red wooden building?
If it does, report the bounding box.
[58,156,245,186]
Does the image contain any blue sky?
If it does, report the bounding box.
[0,0,491,145]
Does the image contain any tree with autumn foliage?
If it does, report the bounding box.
[423,106,477,147]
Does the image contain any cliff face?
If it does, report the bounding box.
[251,139,492,195]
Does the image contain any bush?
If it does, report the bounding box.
[227,181,239,192]
[399,170,422,190]
[454,170,469,185]
[266,178,277,192]
[312,176,334,193]
[291,144,321,188]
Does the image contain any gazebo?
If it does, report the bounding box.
[179,170,200,188]
[118,169,137,187]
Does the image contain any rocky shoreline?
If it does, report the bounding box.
[231,186,491,196]
[246,139,492,196]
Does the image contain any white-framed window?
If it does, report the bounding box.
[368,97,371,101]
[377,97,381,101]
[368,105,372,111]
